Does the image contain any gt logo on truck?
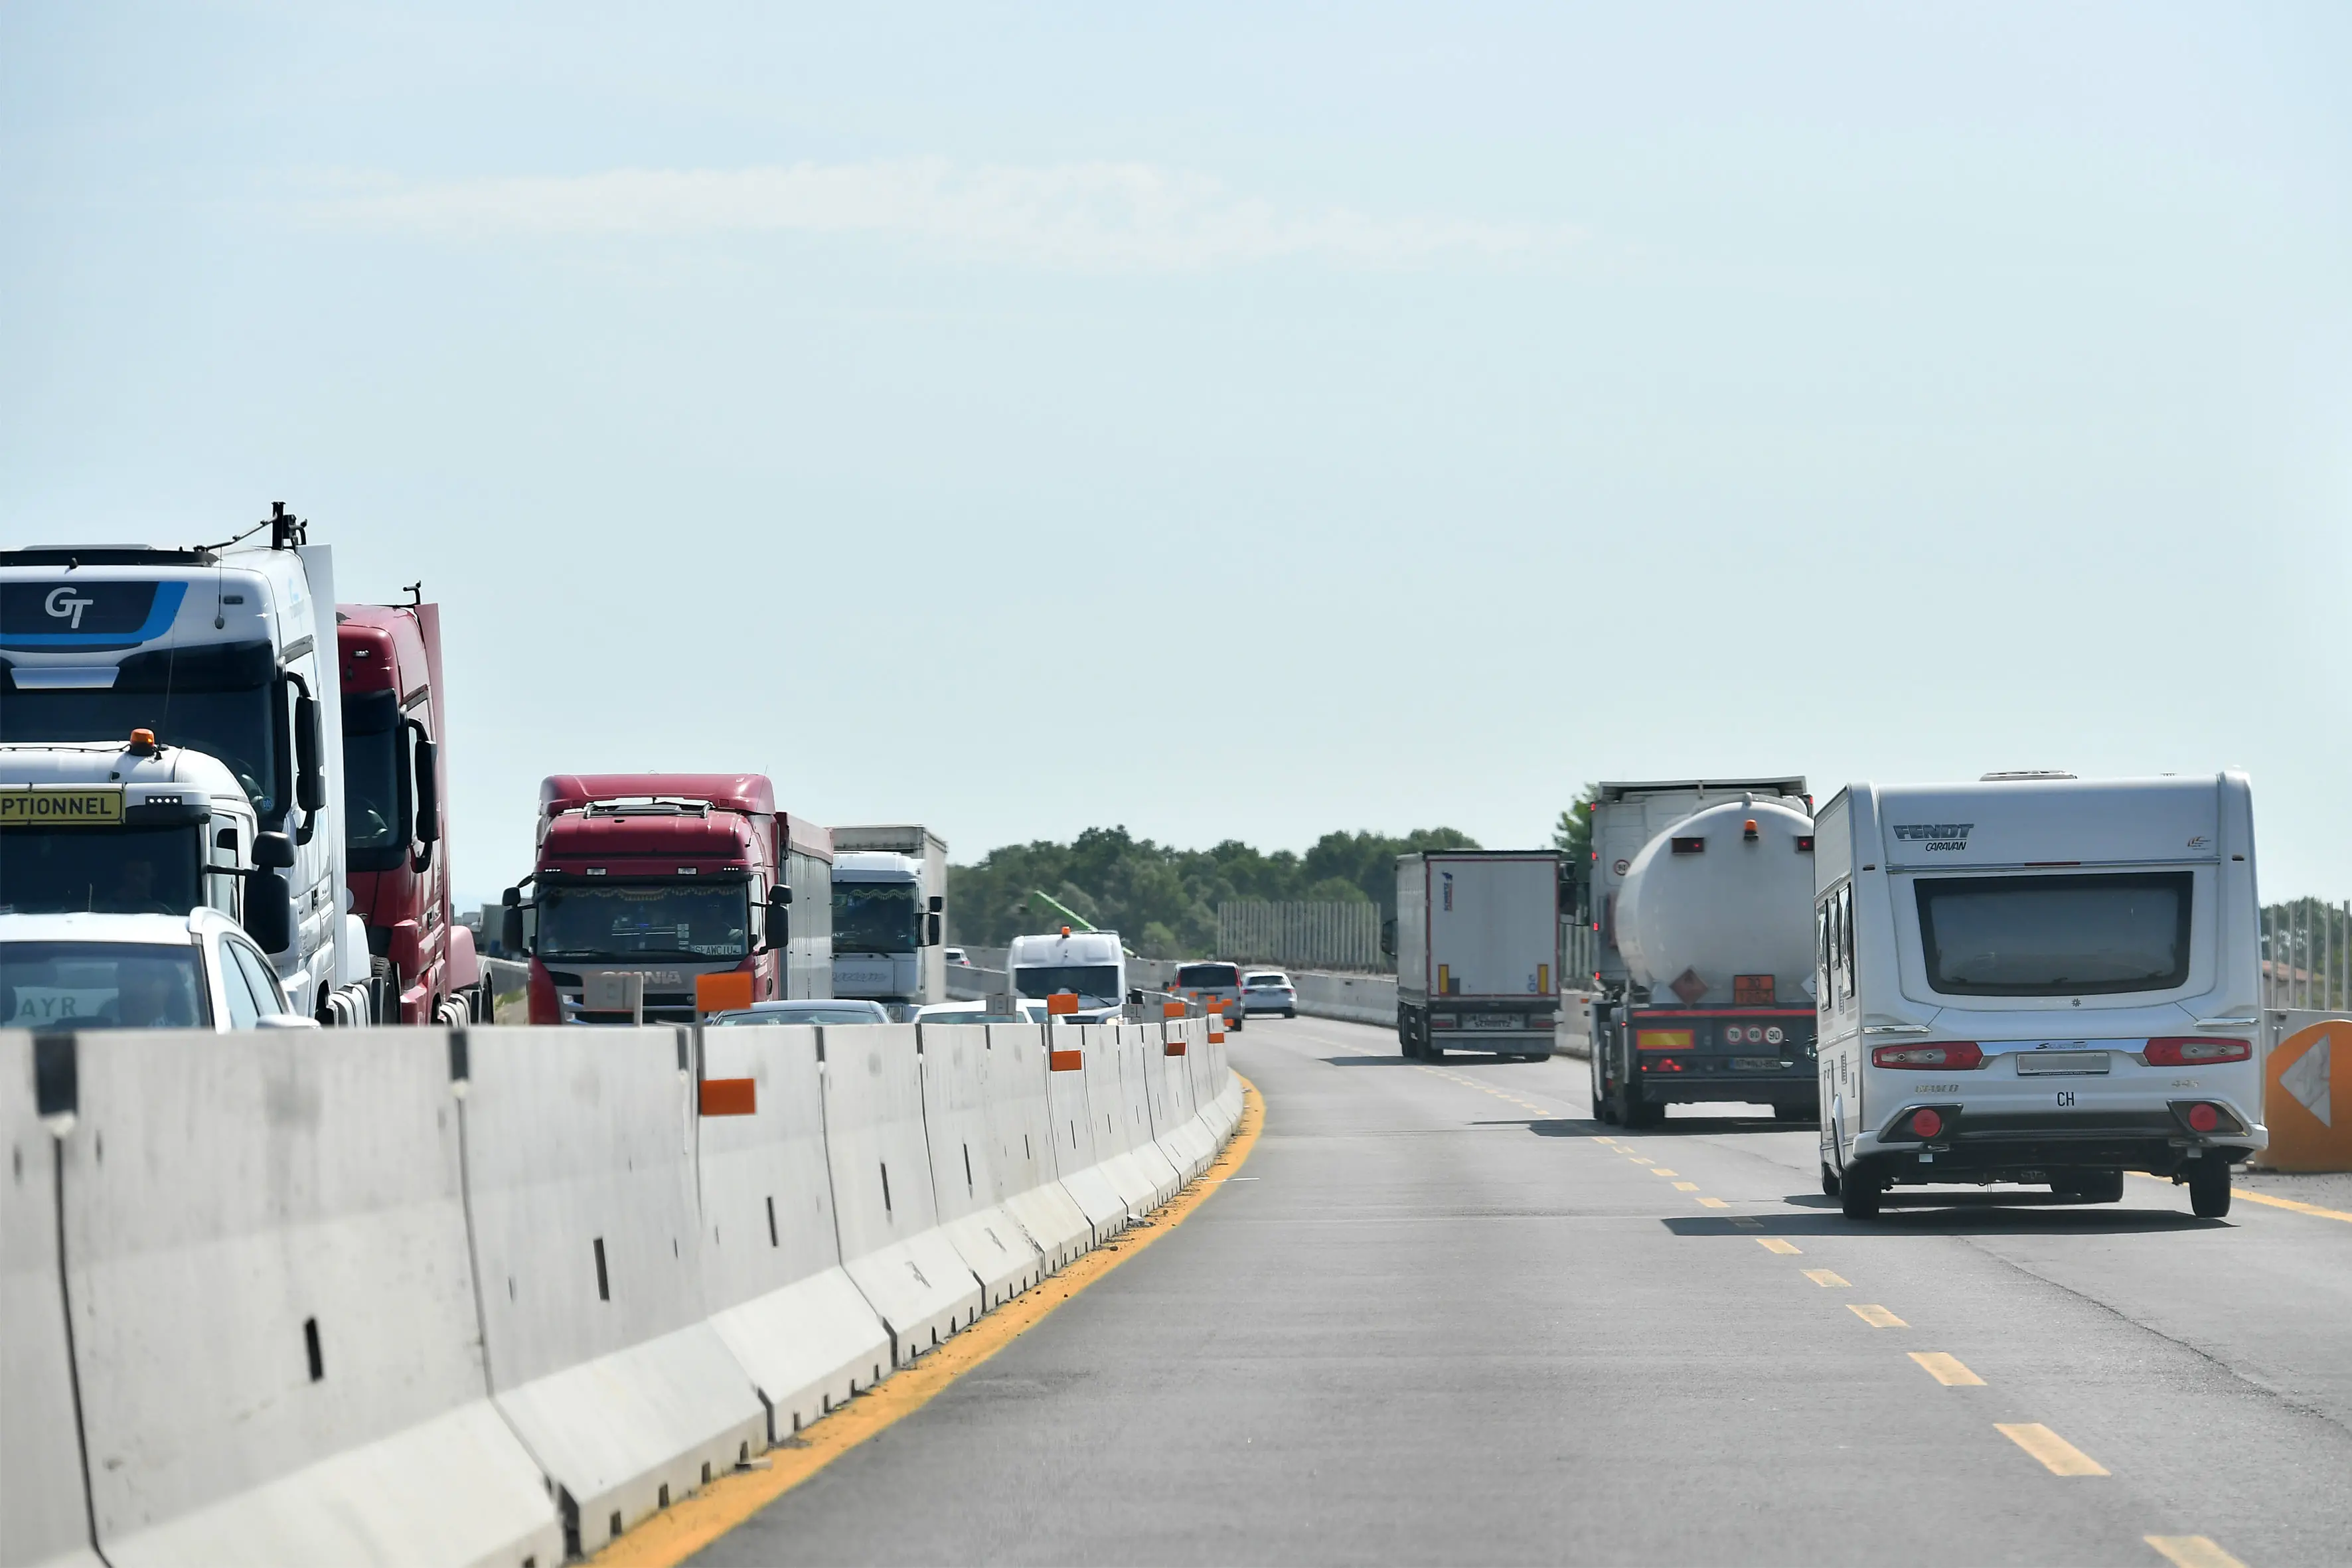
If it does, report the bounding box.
[1892,823,1973,852]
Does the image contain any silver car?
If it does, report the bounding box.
[1242,970,1297,1017]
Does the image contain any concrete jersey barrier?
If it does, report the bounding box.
[696,1023,894,1437]
[818,1024,985,1364]
[58,1028,560,1568]
[1073,1023,1162,1217]
[977,1022,1095,1266]
[459,1026,765,1560]
[1145,1020,1214,1179]
[1042,1022,1131,1239]
[1114,1024,1185,1202]
[916,1024,1047,1308]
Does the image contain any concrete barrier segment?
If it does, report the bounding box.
[818,1025,985,1367]
[1113,1026,1184,1203]
[695,1024,893,1439]
[978,1024,1094,1268]
[0,1030,104,1568]
[1076,1025,1162,1218]
[1144,1021,1213,1179]
[56,1028,560,1568]
[457,1026,765,1560]
[1042,1025,1131,1241]
[915,1024,1046,1308]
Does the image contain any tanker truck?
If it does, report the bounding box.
[1588,789,1820,1127]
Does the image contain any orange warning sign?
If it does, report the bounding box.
[2260,1018,2352,1172]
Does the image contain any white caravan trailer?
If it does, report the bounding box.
[1815,773,2264,1219]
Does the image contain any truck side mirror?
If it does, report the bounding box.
[253,831,295,870]
[761,892,790,953]
[927,895,943,913]
[410,730,440,870]
[927,911,943,946]
[245,870,295,954]
[501,903,526,957]
[1380,917,1397,957]
[293,693,325,815]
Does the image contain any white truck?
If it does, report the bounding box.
[1588,793,1821,1127]
[830,824,949,1015]
[1815,771,2264,1219]
[0,516,373,1022]
[1006,927,1127,1024]
[1391,850,1563,1059]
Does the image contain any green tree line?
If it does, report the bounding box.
[947,824,1480,957]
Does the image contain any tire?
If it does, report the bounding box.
[1617,1080,1658,1129]
[2188,1160,2232,1218]
[1840,1167,1882,1219]
[2053,1169,2124,1204]
[1821,1163,1842,1198]
[1285,1008,1296,1018]
[1426,1042,1447,1061]
[1773,1103,1816,1124]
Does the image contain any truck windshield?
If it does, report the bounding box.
[1914,871,2194,996]
[0,825,203,915]
[1,940,211,1030]
[535,880,751,961]
[832,882,918,955]
[1012,965,1122,1006]
[342,691,404,866]
[0,641,279,817]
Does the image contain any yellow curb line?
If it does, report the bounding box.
[2128,1171,2352,1223]
[593,1077,1265,1567]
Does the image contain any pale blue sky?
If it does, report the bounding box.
[4,4,2347,902]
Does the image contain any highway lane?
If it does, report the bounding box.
[690,1015,2352,1567]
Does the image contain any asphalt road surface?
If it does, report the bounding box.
[691,1014,2352,1567]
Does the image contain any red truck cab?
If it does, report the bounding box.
[511,773,832,1025]
[337,598,481,1025]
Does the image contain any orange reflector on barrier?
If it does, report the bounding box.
[1208,1027,1225,1043]
[696,971,755,1014]
[1046,993,1079,1016]
[1165,1042,1188,1056]
[1162,1001,1185,1018]
[698,1077,757,1117]
[1049,1049,1083,1072]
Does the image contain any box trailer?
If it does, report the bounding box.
[1392,850,1563,1059]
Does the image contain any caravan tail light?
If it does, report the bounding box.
[2185,1103,2221,1133]
[2144,1038,2252,1066]
[1871,1042,1984,1070]
[1908,1108,1944,1138]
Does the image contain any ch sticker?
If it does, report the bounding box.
[2055,1091,2076,1108]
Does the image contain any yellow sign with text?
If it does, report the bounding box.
[0,788,125,827]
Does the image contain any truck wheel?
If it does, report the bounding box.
[2187,1160,2232,1218]
[1840,1168,1882,1220]
[1820,1164,1841,1198]
[1617,1083,1658,1129]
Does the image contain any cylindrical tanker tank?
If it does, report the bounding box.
[1615,797,1816,1008]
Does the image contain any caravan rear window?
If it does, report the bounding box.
[1914,872,2193,996]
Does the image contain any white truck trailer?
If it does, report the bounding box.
[1391,850,1563,1059]
[829,824,948,1014]
[0,515,374,1022]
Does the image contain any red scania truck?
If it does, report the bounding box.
[336,595,481,1025]
[504,773,834,1024]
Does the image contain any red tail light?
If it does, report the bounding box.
[1909,1108,1944,1138]
[1871,1042,1984,1070]
[2144,1038,2252,1066]
[2185,1103,2221,1133]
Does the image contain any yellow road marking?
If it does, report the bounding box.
[1909,1352,1984,1385]
[1996,1423,2108,1476]
[1673,1181,1699,1191]
[1802,1269,1849,1287]
[592,1078,1266,1567]
[1697,1197,1729,1209]
[1847,1303,1907,1328]
[1627,1156,1654,1164]
[2145,1536,2248,1568]
[1651,1168,1679,1177]
[1756,1237,1801,1255]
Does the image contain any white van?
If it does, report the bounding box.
[1814,773,2264,1219]
[1005,928,1127,1023]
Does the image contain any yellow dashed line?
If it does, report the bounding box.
[1847,1304,1907,1328]
[1802,1269,1848,1287]
[1996,1423,2108,1476]
[2144,1537,2247,1568]
[1651,1168,1679,1177]
[1756,1237,1800,1255]
[1697,1197,1729,1209]
[1627,1156,1655,1165]
[1672,1181,1699,1191]
[1909,1352,1984,1385]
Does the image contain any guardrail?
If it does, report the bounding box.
[0,1014,1241,1567]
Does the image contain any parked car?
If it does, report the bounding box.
[0,910,317,1032]
[704,998,894,1026]
[1173,961,1247,1032]
[1243,970,1298,1017]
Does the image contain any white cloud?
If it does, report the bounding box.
[309,159,1576,272]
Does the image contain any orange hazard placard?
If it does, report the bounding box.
[2261,1018,2352,1172]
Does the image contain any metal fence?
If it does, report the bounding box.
[2264,900,2350,1012]
[1217,901,1386,973]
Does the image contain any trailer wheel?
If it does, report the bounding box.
[2187,1160,2231,1218]
[1820,1164,1841,1198]
[1617,1082,1658,1129]
[1840,1168,1882,1220]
